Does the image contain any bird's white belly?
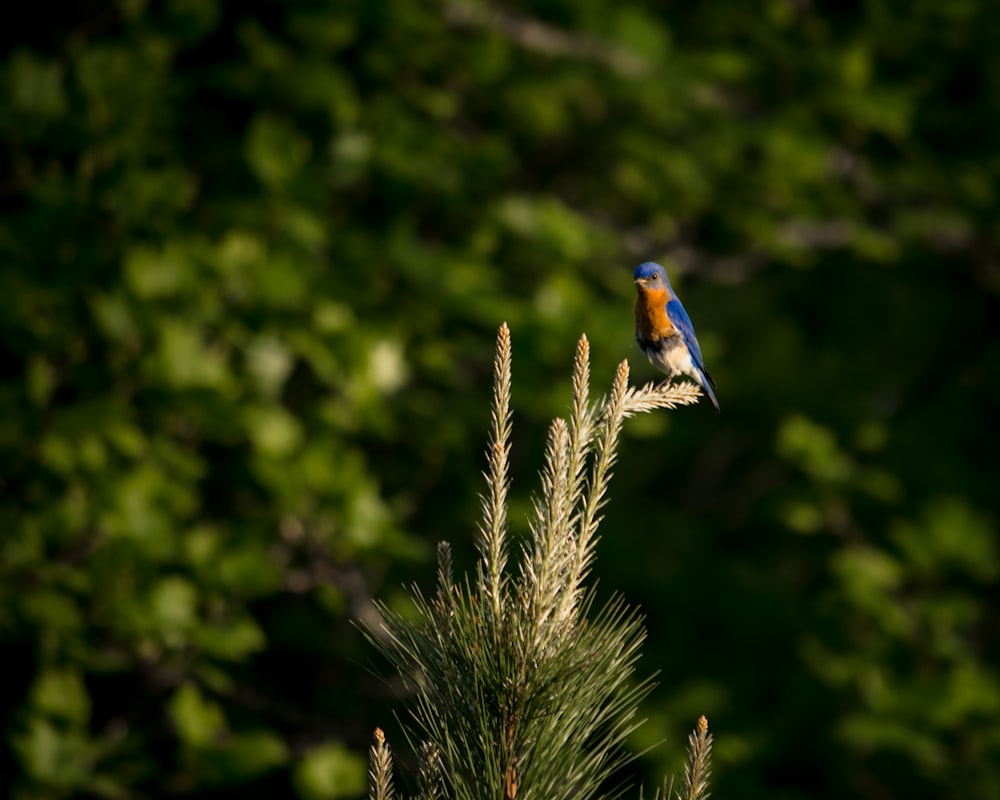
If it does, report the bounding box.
[643,337,693,378]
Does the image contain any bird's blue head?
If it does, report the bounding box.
[633,261,671,291]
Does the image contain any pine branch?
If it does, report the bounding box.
[478,322,513,627]
[524,333,603,649]
[368,728,395,800]
[364,326,713,800]
[680,716,712,800]
[418,740,446,800]
[434,541,455,621]
[548,334,600,633]
[567,358,631,603]
[622,379,703,418]
[567,333,598,520]
[523,417,577,653]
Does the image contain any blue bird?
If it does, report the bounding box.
[633,262,720,412]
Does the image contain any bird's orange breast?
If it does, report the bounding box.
[635,286,674,342]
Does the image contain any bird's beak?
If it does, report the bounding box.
[634,277,646,287]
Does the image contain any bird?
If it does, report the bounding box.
[633,261,720,412]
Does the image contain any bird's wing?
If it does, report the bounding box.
[665,296,714,385]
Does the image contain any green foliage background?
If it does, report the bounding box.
[2,0,998,797]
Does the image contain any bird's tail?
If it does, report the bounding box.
[699,372,720,413]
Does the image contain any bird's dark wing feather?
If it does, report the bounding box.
[666,297,707,372]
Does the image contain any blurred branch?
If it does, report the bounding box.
[440,0,649,76]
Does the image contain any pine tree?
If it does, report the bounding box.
[365,324,712,799]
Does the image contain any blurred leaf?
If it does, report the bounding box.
[11,718,92,787]
[30,668,91,726]
[197,730,289,783]
[170,682,226,747]
[892,498,998,582]
[245,114,312,188]
[149,576,198,639]
[194,616,266,661]
[8,50,66,118]
[293,741,367,800]
[245,405,303,458]
[777,414,852,483]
